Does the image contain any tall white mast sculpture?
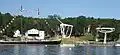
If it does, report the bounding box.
[87,25,91,33]
[56,18,73,38]
[96,27,115,44]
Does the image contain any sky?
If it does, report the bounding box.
[0,0,120,19]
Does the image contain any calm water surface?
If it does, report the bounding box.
[0,44,120,55]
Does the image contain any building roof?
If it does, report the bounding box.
[26,28,39,34]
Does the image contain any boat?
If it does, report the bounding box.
[115,44,120,46]
[0,39,61,44]
[0,6,62,44]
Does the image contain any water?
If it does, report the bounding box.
[0,44,120,55]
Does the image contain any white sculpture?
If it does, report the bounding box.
[56,18,73,38]
[96,27,115,44]
[87,25,91,33]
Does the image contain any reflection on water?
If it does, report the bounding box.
[0,44,120,55]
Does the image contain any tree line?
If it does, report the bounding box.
[0,12,120,41]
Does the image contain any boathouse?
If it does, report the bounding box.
[25,28,45,39]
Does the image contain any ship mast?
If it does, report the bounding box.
[19,5,24,35]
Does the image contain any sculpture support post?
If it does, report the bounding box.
[96,27,115,44]
[104,33,107,44]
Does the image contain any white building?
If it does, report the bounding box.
[13,30,21,37]
[25,28,45,40]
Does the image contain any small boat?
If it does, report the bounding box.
[0,39,61,44]
[115,43,120,46]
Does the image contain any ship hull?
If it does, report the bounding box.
[0,39,61,44]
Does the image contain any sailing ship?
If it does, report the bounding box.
[0,5,62,44]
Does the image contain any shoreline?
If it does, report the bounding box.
[0,43,118,47]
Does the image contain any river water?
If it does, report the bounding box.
[0,44,120,55]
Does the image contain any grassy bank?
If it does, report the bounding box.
[61,34,95,44]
